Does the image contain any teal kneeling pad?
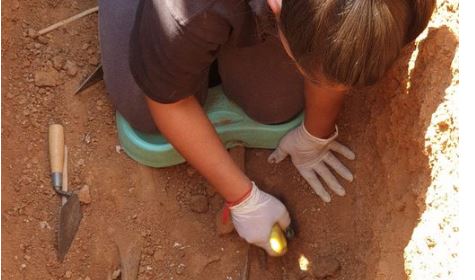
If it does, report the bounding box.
[116,86,303,168]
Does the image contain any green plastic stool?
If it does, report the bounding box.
[116,86,303,168]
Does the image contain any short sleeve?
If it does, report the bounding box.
[129,0,231,103]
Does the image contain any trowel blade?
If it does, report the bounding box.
[58,193,82,262]
[73,64,103,95]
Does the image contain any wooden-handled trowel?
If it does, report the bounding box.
[48,124,82,262]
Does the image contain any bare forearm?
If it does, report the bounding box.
[303,80,347,138]
[146,95,251,201]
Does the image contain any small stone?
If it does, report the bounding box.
[81,43,90,50]
[78,185,91,204]
[176,263,186,275]
[64,270,73,279]
[84,133,91,144]
[111,269,121,279]
[20,263,26,270]
[51,56,65,70]
[96,100,104,106]
[64,270,72,278]
[216,207,234,235]
[23,255,31,261]
[189,195,208,213]
[64,60,78,77]
[34,69,60,87]
[115,145,123,154]
[311,256,341,279]
[39,221,51,230]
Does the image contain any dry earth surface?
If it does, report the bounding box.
[2,0,459,279]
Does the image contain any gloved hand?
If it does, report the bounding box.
[230,182,290,256]
[268,124,355,202]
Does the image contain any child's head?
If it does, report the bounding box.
[268,0,436,88]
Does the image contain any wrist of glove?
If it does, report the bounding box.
[268,123,355,202]
[230,182,290,256]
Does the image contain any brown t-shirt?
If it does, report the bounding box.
[129,0,276,104]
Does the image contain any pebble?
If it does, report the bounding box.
[176,263,186,275]
[64,270,72,278]
[84,133,91,144]
[64,60,78,77]
[111,269,121,279]
[39,221,51,230]
[78,185,91,204]
[51,55,65,70]
[34,69,60,87]
[189,195,209,213]
[20,263,26,270]
[311,255,341,279]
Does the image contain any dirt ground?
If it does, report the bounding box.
[1,0,459,279]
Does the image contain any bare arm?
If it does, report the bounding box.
[303,79,347,138]
[145,95,251,202]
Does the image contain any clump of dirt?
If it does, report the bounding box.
[2,0,458,279]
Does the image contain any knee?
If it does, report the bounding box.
[241,101,304,125]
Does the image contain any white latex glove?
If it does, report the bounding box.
[230,182,290,256]
[268,124,355,202]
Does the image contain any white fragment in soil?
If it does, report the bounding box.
[63,60,78,77]
[111,268,121,279]
[84,133,91,144]
[115,145,123,154]
[173,242,182,248]
[146,266,152,271]
[78,185,91,204]
[176,263,186,275]
[39,221,51,230]
[64,270,72,278]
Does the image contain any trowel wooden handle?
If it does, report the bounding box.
[49,124,64,173]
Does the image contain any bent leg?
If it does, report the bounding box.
[217,36,304,124]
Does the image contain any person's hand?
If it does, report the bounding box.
[230,182,290,256]
[268,124,355,202]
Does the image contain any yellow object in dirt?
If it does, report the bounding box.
[269,224,288,256]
